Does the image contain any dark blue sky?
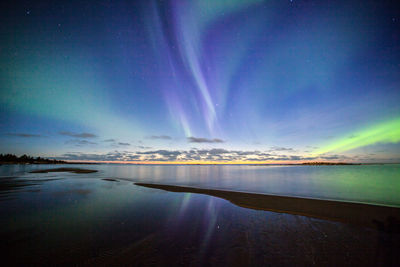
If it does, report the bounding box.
[1,0,399,162]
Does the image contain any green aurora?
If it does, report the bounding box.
[314,118,400,155]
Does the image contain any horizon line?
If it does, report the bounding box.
[62,160,395,165]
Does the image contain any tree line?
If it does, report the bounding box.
[0,154,66,164]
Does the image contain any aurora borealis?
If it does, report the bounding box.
[1,0,399,163]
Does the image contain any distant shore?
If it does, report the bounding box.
[300,162,361,165]
[0,154,98,165]
[0,161,98,165]
[0,154,391,165]
[0,161,387,165]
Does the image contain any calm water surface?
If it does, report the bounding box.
[1,164,399,206]
[0,164,399,265]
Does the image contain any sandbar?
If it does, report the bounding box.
[30,167,98,174]
[135,182,400,230]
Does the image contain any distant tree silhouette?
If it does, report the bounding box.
[0,154,66,164]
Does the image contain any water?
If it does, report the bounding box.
[1,164,399,207]
[0,164,399,265]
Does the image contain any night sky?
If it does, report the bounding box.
[1,0,399,163]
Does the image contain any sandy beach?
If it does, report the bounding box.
[135,182,400,229]
[30,167,98,174]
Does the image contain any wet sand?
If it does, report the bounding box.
[102,178,119,182]
[82,183,400,266]
[30,167,98,174]
[135,182,400,229]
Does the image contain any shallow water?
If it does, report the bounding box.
[2,164,399,206]
[0,164,399,265]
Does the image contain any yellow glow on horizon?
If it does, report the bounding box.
[65,159,348,165]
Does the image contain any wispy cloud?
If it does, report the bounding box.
[6,133,42,138]
[269,146,294,151]
[146,135,172,140]
[59,131,97,138]
[58,151,140,161]
[65,139,97,146]
[118,142,130,146]
[187,137,224,143]
[137,145,152,149]
[103,139,133,147]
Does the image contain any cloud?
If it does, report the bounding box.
[59,131,97,138]
[137,150,182,156]
[102,139,130,146]
[58,151,140,161]
[6,133,42,138]
[319,155,350,160]
[56,149,351,162]
[118,142,130,146]
[193,148,230,155]
[137,146,152,149]
[269,146,294,151]
[65,139,97,146]
[146,135,172,140]
[187,137,224,143]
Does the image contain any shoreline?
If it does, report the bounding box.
[135,182,400,229]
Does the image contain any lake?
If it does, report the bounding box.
[1,164,399,265]
[3,163,399,206]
